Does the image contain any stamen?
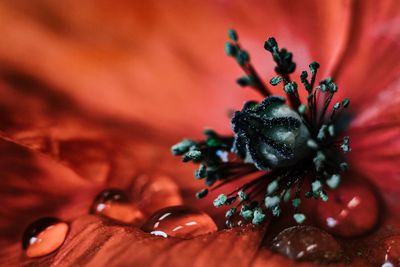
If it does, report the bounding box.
[326,174,341,189]
[172,31,351,226]
[293,213,306,224]
[225,29,271,97]
[213,194,228,207]
[196,189,209,199]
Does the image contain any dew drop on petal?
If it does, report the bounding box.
[22,217,69,258]
[315,177,379,237]
[90,188,144,225]
[271,226,342,263]
[130,174,183,215]
[368,235,400,266]
[141,205,217,239]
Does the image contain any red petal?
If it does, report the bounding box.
[15,215,265,267]
[0,0,352,136]
[0,1,398,266]
[348,76,400,222]
[333,0,400,111]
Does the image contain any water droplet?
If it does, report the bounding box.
[90,188,144,225]
[271,226,342,263]
[130,174,183,215]
[368,235,400,266]
[22,217,69,258]
[315,177,379,237]
[141,205,217,239]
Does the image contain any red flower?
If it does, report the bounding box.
[0,0,399,266]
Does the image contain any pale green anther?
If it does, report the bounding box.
[252,209,266,224]
[238,190,248,201]
[327,174,341,189]
[265,196,280,208]
[293,213,306,224]
[205,176,217,186]
[298,104,307,114]
[317,125,328,140]
[284,82,297,94]
[311,180,322,193]
[194,164,207,179]
[236,50,250,65]
[225,42,237,56]
[342,98,350,108]
[320,191,329,201]
[328,125,335,137]
[228,29,238,41]
[307,139,319,150]
[271,206,281,216]
[237,76,253,87]
[195,189,208,199]
[270,76,282,86]
[341,136,351,153]
[183,150,202,162]
[267,180,279,194]
[241,209,254,220]
[213,194,227,207]
[225,208,236,218]
[330,83,338,93]
[333,102,341,110]
[171,139,196,155]
[283,189,291,202]
[292,198,301,207]
[340,162,349,171]
[309,62,320,74]
[313,151,326,172]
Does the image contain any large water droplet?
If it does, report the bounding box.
[130,174,183,215]
[271,226,342,263]
[368,235,400,266]
[22,217,69,258]
[315,177,379,237]
[90,188,144,225]
[141,205,217,238]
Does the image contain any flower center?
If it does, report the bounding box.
[172,30,352,226]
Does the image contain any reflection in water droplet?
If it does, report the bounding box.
[271,226,342,263]
[22,217,69,258]
[90,188,144,225]
[141,205,217,239]
[316,177,379,237]
[368,235,400,266]
[130,174,183,215]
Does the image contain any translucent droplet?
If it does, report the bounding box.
[271,226,342,263]
[368,235,400,266]
[141,205,217,239]
[315,177,379,237]
[90,188,144,225]
[130,174,183,215]
[22,217,69,258]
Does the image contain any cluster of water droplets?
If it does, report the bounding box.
[21,174,217,258]
[21,173,394,266]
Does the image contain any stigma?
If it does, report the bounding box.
[172,29,352,226]
[231,96,311,170]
